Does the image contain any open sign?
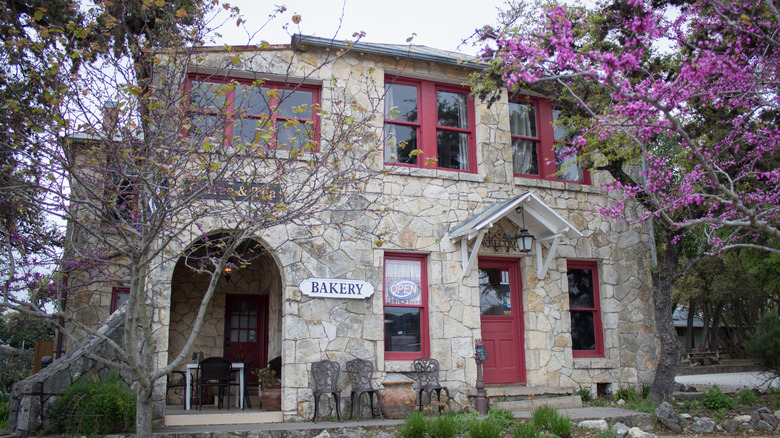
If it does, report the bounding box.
[388,280,419,301]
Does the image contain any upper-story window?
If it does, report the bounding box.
[510,97,589,184]
[384,77,476,172]
[186,76,320,150]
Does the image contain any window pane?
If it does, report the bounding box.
[276,120,310,150]
[190,81,225,110]
[512,138,539,175]
[510,102,537,137]
[571,310,596,350]
[568,268,594,308]
[479,268,511,316]
[230,330,238,342]
[278,90,313,119]
[240,315,248,328]
[239,330,247,342]
[385,83,418,122]
[437,130,469,170]
[437,91,469,129]
[233,117,272,145]
[384,307,421,352]
[552,109,570,142]
[556,144,582,181]
[384,124,418,164]
[385,258,422,305]
[235,85,270,116]
[190,114,221,138]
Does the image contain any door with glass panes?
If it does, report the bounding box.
[224,294,268,380]
[479,258,526,384]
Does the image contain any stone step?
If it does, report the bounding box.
[466,385,576,398]
[491,395,583,412]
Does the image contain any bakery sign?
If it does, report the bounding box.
[299,278,375,299]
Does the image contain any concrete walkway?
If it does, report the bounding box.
[153,407,653,437]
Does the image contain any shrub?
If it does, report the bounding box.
[399,411,429,438]
[530,405,558,430]
[50,372,135,435]
[736,387,760,405]
[613,386,639,402]
[467,416,504,438]
[700,385,734,411]
[488,407,516,428]
[0,393,9,430]
[513,421,542,438]
[428,412,463,438]
[547,412,572,438]
[576,386,592,402]
[745,313,780,376]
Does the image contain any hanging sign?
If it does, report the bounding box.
[299,278,375,299]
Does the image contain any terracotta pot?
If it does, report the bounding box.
[380,380,416,419]
[260,385,282,411]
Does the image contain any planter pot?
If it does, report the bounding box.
[380,380,416,419]
[260,385,282,411]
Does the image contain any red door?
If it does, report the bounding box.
[224,294,268,381]
[479,258,526,384]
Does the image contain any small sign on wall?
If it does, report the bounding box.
[299,278,375,299]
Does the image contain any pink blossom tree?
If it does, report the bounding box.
[479,0,779,400]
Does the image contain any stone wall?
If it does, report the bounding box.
[8,308,142,436]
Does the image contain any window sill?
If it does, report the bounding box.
[385,166,484,183]
[513,175,600,193]
[573,357,615,369]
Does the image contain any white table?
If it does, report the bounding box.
[185,362,244,410]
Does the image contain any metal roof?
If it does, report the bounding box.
[448,192,582,242]
[291,34,484,70]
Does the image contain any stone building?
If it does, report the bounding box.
[47,34,657,426]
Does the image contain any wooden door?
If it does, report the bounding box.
[224,294,268,381]
[479,258,526,384]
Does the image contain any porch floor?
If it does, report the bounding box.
[164,396,283,426]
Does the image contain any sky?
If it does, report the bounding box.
[209,0,511,55]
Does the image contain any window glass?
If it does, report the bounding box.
[571,311,596,350]
[278,90,313,119]
[567,262,602,356]
[437,91,469,128]
[384,124,418,164]
[512,139,539,175]
[190,81,226,110]
[479,268,511,316]
[384,258,422,306]
[235,85,270,116]
[509,102,537,138]
[437,131,469,170]
[384,307,421,352]
[553,109,583,181]
[568,268,595,308]
[385,83,418,122]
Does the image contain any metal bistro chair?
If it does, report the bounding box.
[197,357,232,410]
[412,356,451,413]
[166,370,188,404]
[311,360,343,422]
[346,358,384,421]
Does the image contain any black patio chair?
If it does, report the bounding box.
[311,360,343,422]
[346,358,383,420]
[166,370,187,402]
[196,357,232,410]
[412,356,451,413]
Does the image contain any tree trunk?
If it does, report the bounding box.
[136,388,154,438]
[698,299,710,352]
[649,241,681,403]
[710,301,724,353]
[685,299,695,353]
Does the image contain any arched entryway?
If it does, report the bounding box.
[166,235,283,389]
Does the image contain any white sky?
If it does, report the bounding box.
[210,0,511,55]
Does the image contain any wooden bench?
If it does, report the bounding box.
[682,351,720,365]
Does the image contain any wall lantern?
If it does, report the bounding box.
[223,262,236,280]
[514,207,535,253]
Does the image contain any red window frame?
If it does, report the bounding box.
[567,261,603,358]
[111,287,130,313]
[185,75,321,150]
[510,96,590,184]
[384,77,477,173]
[383,252,430,361]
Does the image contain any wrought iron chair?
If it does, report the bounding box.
[166,370,188,403]
[345,358,384,420]
[311,360,343,422]
[196,357,232,410]
[412,356,451,413]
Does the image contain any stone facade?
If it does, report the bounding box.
[52,38,658,424]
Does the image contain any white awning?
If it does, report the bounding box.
[446,192,582,278]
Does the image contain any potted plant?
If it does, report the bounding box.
[252,367,281,411]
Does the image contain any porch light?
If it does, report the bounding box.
[514,206,535,253]
[223,262,236,280]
